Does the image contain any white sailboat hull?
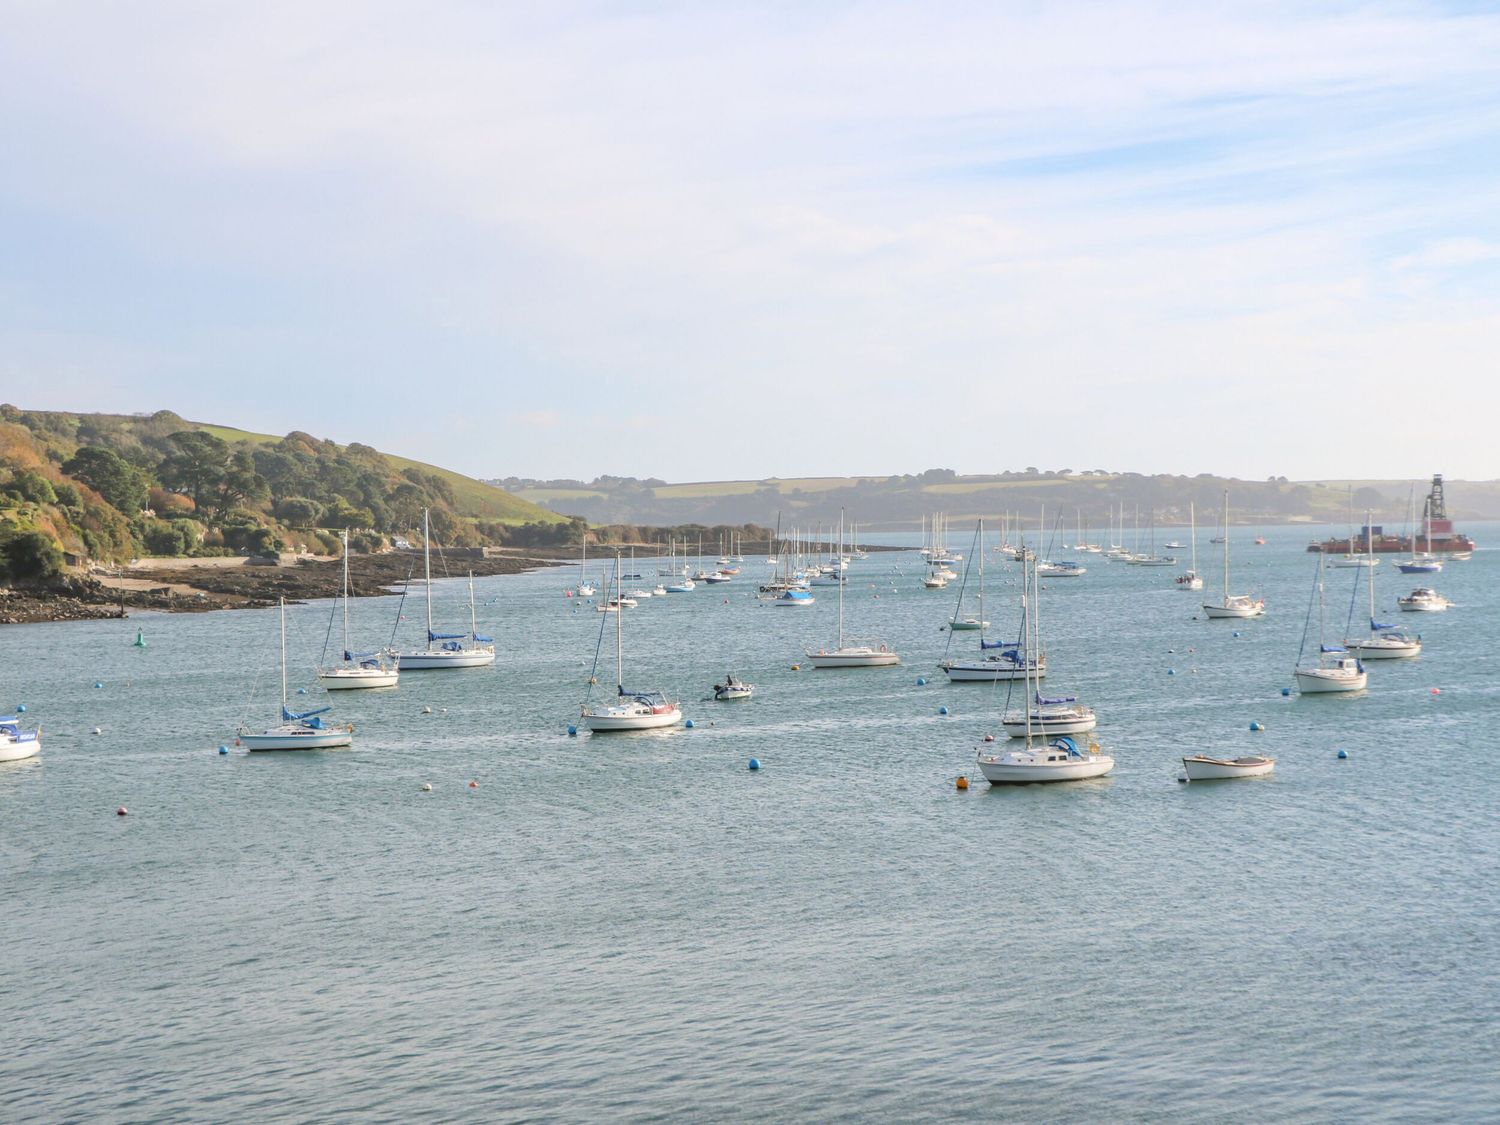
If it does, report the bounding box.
[0,734,41,762]
[1295,667,1367,693]
[1345,637,1421,658]
[804,647,900,668]
[940,658,1045,682]
[582,705,682,731]
[1202,600,1264,618]
[977,749,1114,784]
[1182,755,1275,780]
[318,667,400,690]
[1001,709,1096,737]
[947,618,988,631]
[239,725,354,751]
[397,648,496,669]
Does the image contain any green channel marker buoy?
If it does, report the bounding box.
[133,629,147,648]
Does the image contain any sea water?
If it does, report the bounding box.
[3,525,1498,1121]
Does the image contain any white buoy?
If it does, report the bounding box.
[422,706,433,714]
[420,782,433,792]
[92,727,102,736]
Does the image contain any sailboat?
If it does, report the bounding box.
[1293,553,1367,694]
[1345,511,1421,659]
[1176,502,1204,591]
[1398,486,1443,574]
[317,531,399,690]
[977,553,1113,783]
[946,522,990,630]
[581,556,683,731]
[576,535,596,597]
[239,598,354,750]
[395,509,496,669]
[1331,487,1378,567]
[1202,490,1264,618]
[998,537,1094,736]
[806,512,898,667]
[0,714,41,762]
[1129,509,1176,566]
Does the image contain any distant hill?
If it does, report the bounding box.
[492,470,1500,531]
[1,406,569,579]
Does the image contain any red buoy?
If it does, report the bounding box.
[116,806,128,816]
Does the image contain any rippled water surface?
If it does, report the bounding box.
[4,526,1499,1121]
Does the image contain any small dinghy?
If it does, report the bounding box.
[1182,754,1275,780]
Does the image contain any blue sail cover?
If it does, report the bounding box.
[618,685,667,706]
[344,650,382,661]
[1035,693,1076,705]
[472,634,493,643]
[1370,618,1397,631]
[283,705,331,723]
[1050,736,1081,757]
[429,631,466,641]
[980,639,1020,651]
[1321,644,1347,654]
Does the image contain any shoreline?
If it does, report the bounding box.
[0,551,569,625]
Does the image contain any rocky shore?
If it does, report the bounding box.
[0,551,567,625]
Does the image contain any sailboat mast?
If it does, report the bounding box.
[1366,510,1376,621]
[977,517,985,633]
[1190,503,1198,574]
[615,554,623,689]
[1222,491,1231,597]
[423,508,433,643]
[469,572,478,640]
[837,510,846,646]
[341,529,351,657]
[279,596,288,712]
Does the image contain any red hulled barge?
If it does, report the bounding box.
[1308,475,1475,554]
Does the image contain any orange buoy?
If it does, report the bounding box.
[955,776,969,790]
[468,780,479,789]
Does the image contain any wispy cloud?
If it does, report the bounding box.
[2,3,1499,481]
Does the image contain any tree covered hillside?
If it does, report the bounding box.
[0,407,572,581]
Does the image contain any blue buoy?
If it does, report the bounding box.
[916,677,927,686]
[218,745,229,755]
[94,681,103,689]
[685,719,695,729]
[1281,687,1292,696]
[938,705,949,715]
[1167,668,1176,676]
[15,704,24,713]
[1337,749,1349,759]
[1232,631,1241,638]
[567,725,578,736]
[1250,721,1264,732]
[748,758,761,770]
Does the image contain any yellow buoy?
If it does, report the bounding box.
[791,663,801,671]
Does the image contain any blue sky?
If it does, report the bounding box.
[3,2,1499,482]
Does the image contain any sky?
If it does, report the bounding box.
[3,2,1499,483]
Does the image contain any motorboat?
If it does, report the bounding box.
[1398,587,1451,612]
[1036,560,1086,577]
[712,675,754,701]
[0,715,41,762]
[1182,754,1275,780]
[774,588,815,607]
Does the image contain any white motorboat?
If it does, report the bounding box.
[581,556,682,732]
[1203,490,1264,618]
[712,675,754,701]
[318,530,399,690]
[1182,754,1275,780]
[240,599,354,751]
[1398,587,1451,612]
[664,579,695,593]
[1344,513,1422,659]
[394,510,496,669]
[0,715,41,762]
[806,511,899,668]
[1294,553,1367,694]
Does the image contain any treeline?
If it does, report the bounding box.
[0,406,580,580]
